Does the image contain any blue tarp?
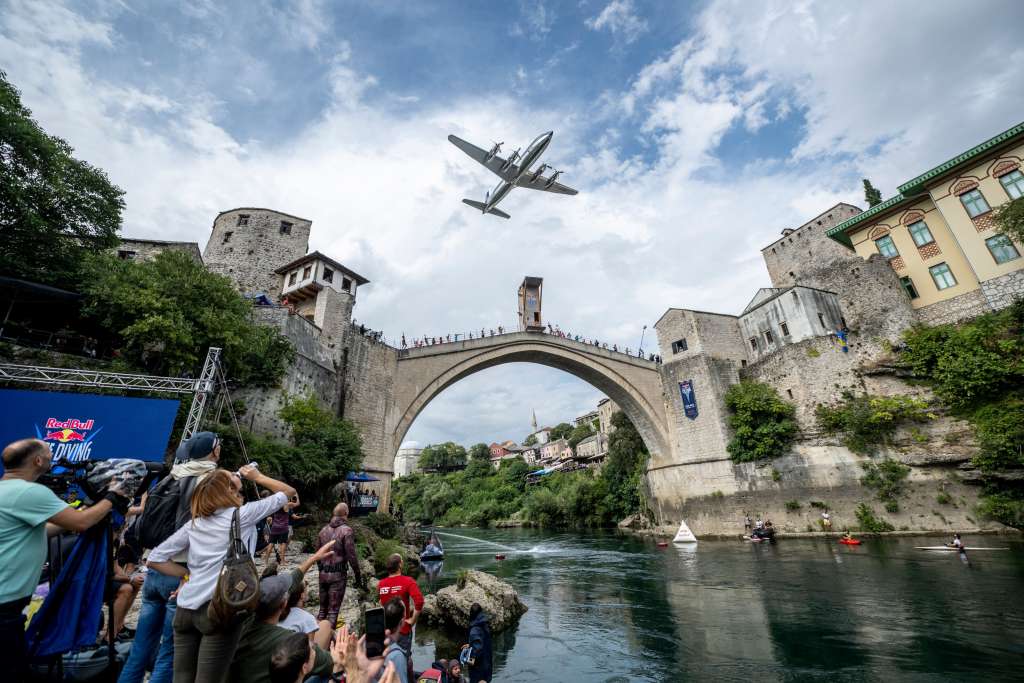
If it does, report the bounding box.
[27,522,109,657]
[345,471,380,482]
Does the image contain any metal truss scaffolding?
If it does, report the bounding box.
[0,347,222,447]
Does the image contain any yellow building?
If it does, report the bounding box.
[828,121,1024,325]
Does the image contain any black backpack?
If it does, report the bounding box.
[134,474,200,550]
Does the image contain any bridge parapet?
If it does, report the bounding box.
[399,331,659,367]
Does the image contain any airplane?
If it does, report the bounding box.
[448,130,578,218]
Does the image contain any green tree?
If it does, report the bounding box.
[0,71,125,289]
[418,442,467,473]
[600,411,649,522]
[724,381,798,462]
[468,443,491,461]
[549,422,573,441]
[80,251,294,385]
[993,196,1024,246]
[523,433,538,446]
[278,394,363,482]
[567,422,595,449]
[863,179,883,207]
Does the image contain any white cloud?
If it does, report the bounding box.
[585,0,649,45]
[3,0,1022,446]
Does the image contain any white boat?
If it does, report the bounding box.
[672,519,697,544]
[914,546,1008,551]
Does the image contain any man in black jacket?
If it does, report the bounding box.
[462,603,492,683]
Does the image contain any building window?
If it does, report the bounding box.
[780,321,789,336]
[236,214,249,226]
[986,234,1021,264]
[900,276,919,299]
[929,262,957,290]
[117,250,136,260]
[874,234,898,258]
[342,277,352,291]
[671,338,688,354]
[302,266,312,280]
[749,337,758,351]
[741,359,747,368]
[764,330,774,345]
[222,231,233,244]
[959,189,990,218]
[323,267,334,283]
[907,220,934,247]
[1000,169,1024,199]
[280,221,293,235]
[817,312,826,329]
[288,272,297,286]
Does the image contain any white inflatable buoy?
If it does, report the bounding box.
[672,519,697,544]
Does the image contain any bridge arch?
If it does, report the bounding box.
[389,332,669,462]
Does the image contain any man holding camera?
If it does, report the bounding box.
[0,438,131,680]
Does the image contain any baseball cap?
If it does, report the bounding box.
[186,432,219,460]
[258,574,293,611]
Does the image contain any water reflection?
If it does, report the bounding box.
[409,530,1024,681]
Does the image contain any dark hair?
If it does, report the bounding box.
[116,544,139,567]
[269,632,310,683]
[261,563,279,580]
[469,603,483,621]
[385,553,402,574]
[2,439,48,470]
[384,597,405,632]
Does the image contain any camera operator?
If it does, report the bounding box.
[0,438,131,680]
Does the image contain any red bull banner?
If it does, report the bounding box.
[0,389,179,472]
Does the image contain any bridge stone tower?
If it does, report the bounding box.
[204,208,312,295]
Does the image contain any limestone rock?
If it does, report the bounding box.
[421,570,526,632]
[617,513,653,530]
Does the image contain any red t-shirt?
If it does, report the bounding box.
[378,574,424,635]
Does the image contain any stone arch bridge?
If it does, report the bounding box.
[385,332,670,465]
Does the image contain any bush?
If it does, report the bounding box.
[372,539,403,574]
[970,395,1024,471]
[977,492,1024,529]
[785,500,801,511]
[809,500,828,509]
[363,512,398,539]
[884,501,899,513]
[936,491,952,506]
[816,393,933,454]
[724,381,798,462]
[771,468,782,482]
[855,503,894,533]
[860,458,911,502]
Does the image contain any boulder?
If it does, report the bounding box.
[421,570,527,632]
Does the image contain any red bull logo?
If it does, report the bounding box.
[39,417,98,463]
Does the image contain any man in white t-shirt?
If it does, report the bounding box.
[275,542,336,639]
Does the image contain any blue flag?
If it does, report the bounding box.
[679,380,698,420]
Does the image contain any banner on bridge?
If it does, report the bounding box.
[678,380,698,420]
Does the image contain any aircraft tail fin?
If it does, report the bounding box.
[461,199,511,219]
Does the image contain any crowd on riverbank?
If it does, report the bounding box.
[0,433,495,683]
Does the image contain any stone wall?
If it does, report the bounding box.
[203,209,312,296]
[118,238,202,263]
[980,269,1024,311]
[740,335,862,430]
[239,307,339,442]
[916,287,991,326]
[761,203,863,287]
[739,287,844,364]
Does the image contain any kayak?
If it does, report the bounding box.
[494,554,506,560]
[914,546,1008,551]
[656,541,669,548]
[839,538,861,545]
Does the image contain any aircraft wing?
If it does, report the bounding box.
[448,135,518,182]
[515,174,579,195]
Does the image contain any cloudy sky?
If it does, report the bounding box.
[4,0,1023,449]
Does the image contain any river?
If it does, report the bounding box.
[407,528,1024,681]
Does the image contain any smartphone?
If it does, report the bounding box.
[364,607,385,658]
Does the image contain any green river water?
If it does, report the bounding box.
[407,528,1024,682]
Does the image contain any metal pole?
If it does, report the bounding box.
[638,325,647,354]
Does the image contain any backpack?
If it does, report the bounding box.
[134,473,200,550]
[208,507,260,627]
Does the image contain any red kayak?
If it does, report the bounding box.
[839,538,861,545]
[494,554,506,560]
[656,542,669,548]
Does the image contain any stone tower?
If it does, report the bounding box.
[203,208,312,295]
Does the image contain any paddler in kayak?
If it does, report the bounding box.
[947,533,965,551]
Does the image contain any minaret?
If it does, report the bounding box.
[531,409,538,432]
